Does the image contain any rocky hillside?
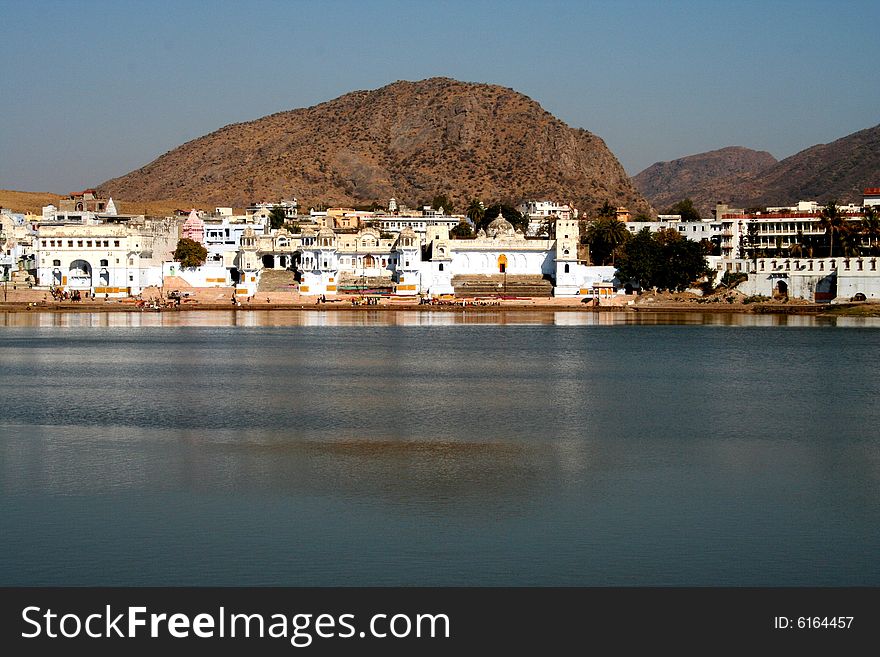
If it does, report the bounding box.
[632,147,777,215]
[98,77,651,216]
[633,124,880,215]
[730,124,880,208]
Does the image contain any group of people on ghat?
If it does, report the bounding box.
[49,286,85,301]
[420,296,502,307]
[349,295,378,305]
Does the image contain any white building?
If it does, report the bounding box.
[721,255,880,302]
[369,212,463,236]
[518,200,577,236]
[34,218,177,296]
[247,199,298,222]
[292,215,617,298]
[863,187,880,208]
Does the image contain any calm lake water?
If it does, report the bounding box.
[1,310,879,585]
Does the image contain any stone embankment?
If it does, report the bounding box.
[1,285,877,315]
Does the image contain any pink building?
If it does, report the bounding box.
[181,209,205,243]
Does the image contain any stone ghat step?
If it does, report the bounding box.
[338,275,396,287]
[452,274,552,283]
[453,280,554,288]
[452,281,554,297]
[258,270,298,291]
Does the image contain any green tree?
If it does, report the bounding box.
[537,215,557,238]
[720,271,748,289]
[596,201,617,218]
[583,217,630,265]
[789,230,806,257]
[656,238,709,291]
[615,228,708,292]
[615,228,660,288]
[700,238,720,256]
[173,238,208,269]
[655,226,684,246]
[431,194,454,214]
[466,199,485,227]
[739,220,760,264]
[268,205,286,230]
[667,198,701,222]
[859,205,880,254]
[451,221,474,239]
[818,201,846,258]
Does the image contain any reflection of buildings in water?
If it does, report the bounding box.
[2,310,880,329]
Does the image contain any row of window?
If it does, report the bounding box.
[41,239,121,248]
[301,256,410,269]
[48,258,118,267]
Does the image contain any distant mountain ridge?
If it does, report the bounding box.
[632,147,777,215]
[633,125,880,215]
[98,77,651,216]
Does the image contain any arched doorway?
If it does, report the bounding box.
[776,280,788,297]
[497,254,508,273]
[364,255,376,269]
[68,259,92,289]
[262,254,275,269]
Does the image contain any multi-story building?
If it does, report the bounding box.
[34,217,177,296]
[517,200,577,236]
[292,216,615,298]
[246,199,298,222]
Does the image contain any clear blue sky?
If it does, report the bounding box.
[2,0,878,193]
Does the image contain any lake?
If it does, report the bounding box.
[1,310,879,585]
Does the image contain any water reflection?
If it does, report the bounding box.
[2,309,878,327]
[2,317,880,586]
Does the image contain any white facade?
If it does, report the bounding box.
[290,216,622,298]
[34,224,160,295]
[518,200,576,237]
[369,214,462,236]
[246,199,298,221]
[864,188,880,208]
[718,256,880,301]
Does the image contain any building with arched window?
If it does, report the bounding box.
[35,217,177,296]
[290,216,616,298]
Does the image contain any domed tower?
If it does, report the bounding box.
[486,213,516,239]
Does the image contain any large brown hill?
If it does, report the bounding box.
[632,146,777,215]
[633,124,880,215]
[98,77,651,216]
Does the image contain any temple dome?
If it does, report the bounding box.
[486,213,515,238]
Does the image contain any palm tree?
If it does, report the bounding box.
[466,199,485,229]
[818,201,846,258]
[860,205,880,254]
[789,231,804,258]
[596,201,617,218]
[584,217,630,265]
